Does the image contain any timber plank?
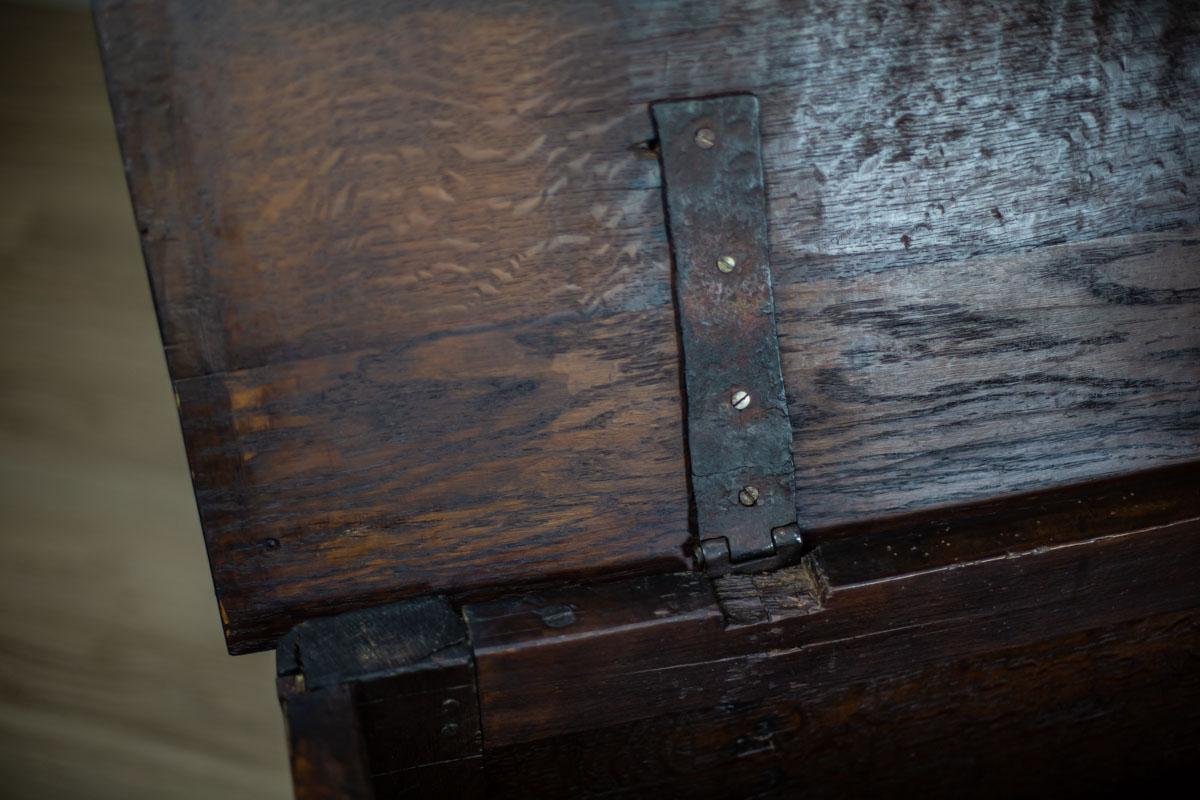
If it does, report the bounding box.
[780,230,1200,532]
[178,308,690,652]
[99,0,1200,376]
[279,684,374,800]
[483,607,1200,798]
[467,463,1200,748]
[277,597,484,798]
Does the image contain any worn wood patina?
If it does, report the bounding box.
[96,0,1200,653]
[94,0,1200,796]
[278,462,1200,797]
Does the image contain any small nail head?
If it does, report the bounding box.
[738,485,760,507]
[695,127,717,149]
[537,604,576,629]
[717,255,737,273]
[731,390,751,410]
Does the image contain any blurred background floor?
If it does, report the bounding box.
[0,4,291,798]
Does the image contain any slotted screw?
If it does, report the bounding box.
[738,486,760,507]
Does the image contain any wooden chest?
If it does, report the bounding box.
[95,0,1200,796]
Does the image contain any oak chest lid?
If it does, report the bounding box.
[96,0,1200,653]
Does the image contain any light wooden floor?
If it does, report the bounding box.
[0,6,291,798]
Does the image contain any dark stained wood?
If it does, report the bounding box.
[811,455,1200,578]
[464,571,720,652]
[483,607,1200,798]
[97,0,1200,378]
[782,229,1200,532]
[91,0,1200,795]
[466,462,1200,750]
[94,0,691,653]
[278,598,484,799]
[278,682,374,800]
[276,596,467,690]
[96,0,1200,655]
[279,460,1200,798]
[179,308,689,652]
[362,667,483,799]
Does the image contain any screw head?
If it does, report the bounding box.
[716,255,737,273]
[738,485,760,507]
[731,390,751,410]
[694,127,717,149]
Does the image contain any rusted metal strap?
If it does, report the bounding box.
[652,94,802,576]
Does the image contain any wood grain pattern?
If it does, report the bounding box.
[175,307,690,650]
[283,461,1200,798]
[484,607,1200,798]
[781,229,1200,532]
[466,462,1200,750]
[95,0,1200,651]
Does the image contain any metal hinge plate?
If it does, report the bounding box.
[652,94,803,576]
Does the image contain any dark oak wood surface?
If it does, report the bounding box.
[277,594,483,798]
[484,607,1200,799]
[277,460,1200,798]
[466,462,1200,750]
[96,0,1200,651]
[465,462,1200,798]
[783,229,1200,534]
[173,307,690,649]
[278,684,374,800]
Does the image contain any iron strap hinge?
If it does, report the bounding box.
[651,94,804,577]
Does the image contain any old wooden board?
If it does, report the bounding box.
[276,460,1200,798]
[277,596,484,797]
[482,606,1200,798]
[95,0,1200,652]
[465,461,1200,750]
[782,229,1200,536]
[464,462,1200,798]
